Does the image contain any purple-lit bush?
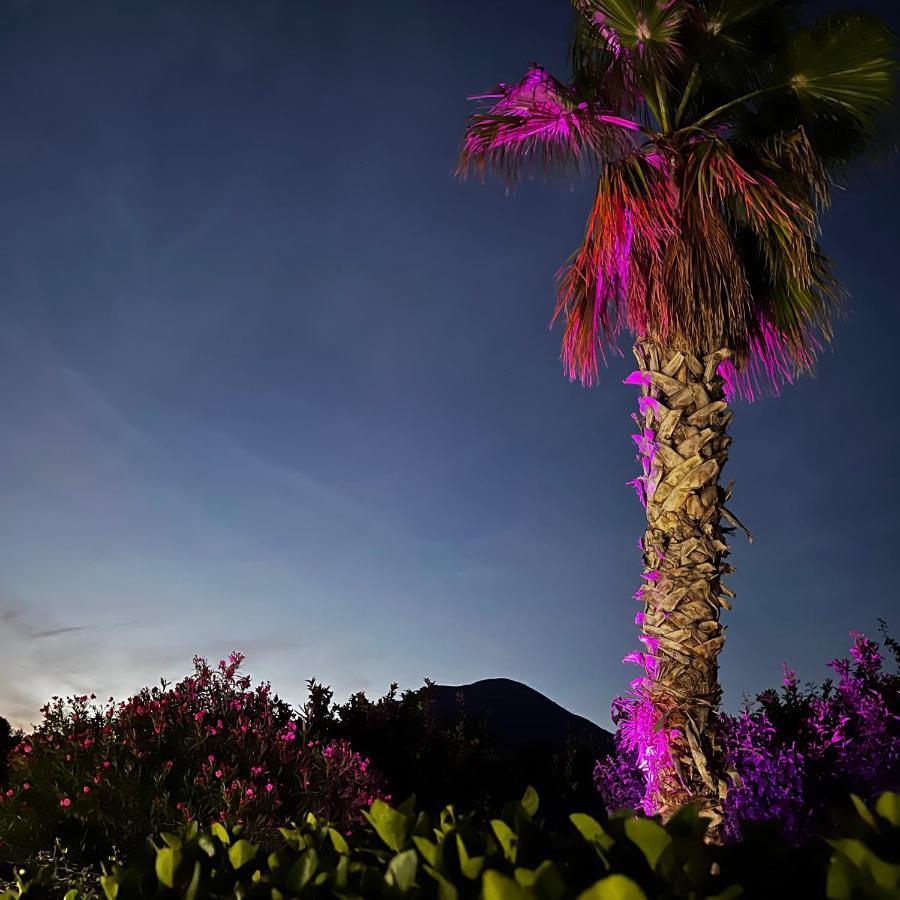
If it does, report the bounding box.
[0,654,386,866]
[595,630,900,842]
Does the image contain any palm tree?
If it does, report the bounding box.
[458,0,895,831]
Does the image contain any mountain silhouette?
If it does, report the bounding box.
[430,677,614,756]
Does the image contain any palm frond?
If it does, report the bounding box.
[574,0,687,81]
[570,2,642,113]
[554,153,677,384]
[457,66,634,182]
[685,137,840,393]
[784,14,896,124]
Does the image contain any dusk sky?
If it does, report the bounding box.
[1,0,897,731]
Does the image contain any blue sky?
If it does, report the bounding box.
[0,0,898,729]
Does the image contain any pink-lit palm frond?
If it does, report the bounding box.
[552,137,842,393]
[554,153,678,385]
[458,66,637,182]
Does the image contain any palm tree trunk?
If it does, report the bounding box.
[627,339,738,838]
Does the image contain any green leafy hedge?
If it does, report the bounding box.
[3,790,899,900]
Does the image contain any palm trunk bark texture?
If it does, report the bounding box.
[626,339,739,837]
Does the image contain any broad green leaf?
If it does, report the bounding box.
[521,786,540,819]
[624,818,672,870]
[197,834,217,858]
[228,839,258,871]
[424,868,459,900]
[491,819,518,863]
[850,794,876,828]
[278,826,304,851]
[155,847,182,889]
[211,822,231,846]
[570,814,615,851]
[577,874,647,900]
[439,805,456,833]
[868,855,900,890]
[876,792,900,827]
[287,850,318,892]
[184,861,201,900]
[365,799,410,852]
[826,852,856,900]
[160,832,182,850]
[413,835,439,867]
[329,827,350,855]
[64,891,81,900]
[483,870,532,900]
[455,834,485,880]
[100,875,119,900]
[334,855,350,889]
[828,838,869,868]
[526,861,567,900]
[387,850,418,893]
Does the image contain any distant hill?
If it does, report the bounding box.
[332,675,614,820]
[430,677,614,757]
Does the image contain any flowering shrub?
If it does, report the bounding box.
[595,629,900,843]
[0,654,386,867]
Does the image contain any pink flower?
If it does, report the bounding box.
[22,783,30,791]
[60,797,71,808]
[265,783,274,792]
[83,786,91,794]
[215,770,223,779]
[245,788,254,797]
[22,744,32,754]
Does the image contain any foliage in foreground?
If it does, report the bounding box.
[596,629,900,844]
[3,788,900,900]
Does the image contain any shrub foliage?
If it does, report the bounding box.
[0,655,386,866]
[596,630,900,843]
[3,788,899,900]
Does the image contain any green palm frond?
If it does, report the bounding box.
[783,13,896,123]
[698,0,795,34]
[575,0,687,79]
